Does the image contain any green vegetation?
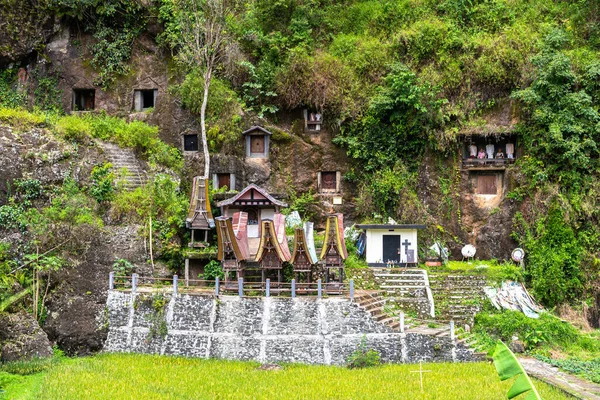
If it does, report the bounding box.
[0,353,570,399]
[346,337,381,369]
[0,105,182,171]
[424,259,524,284]
[48,0,148,87]
[473,310,600,358]
[535,356,600,385]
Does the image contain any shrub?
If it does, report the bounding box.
[0,107,46,131]
[54,115,92,142]
[112,258,135,277]
[473,310,600,353]
[89,163,115,203]
[347,336,381,369]
[202,260,224,281]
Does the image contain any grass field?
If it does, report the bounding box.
[1,353,572,399]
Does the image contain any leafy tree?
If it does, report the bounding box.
[161,0,239,179]
[513,29,600,190]
[336,63,447,172]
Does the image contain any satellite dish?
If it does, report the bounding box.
[512,248,525,262]
[462,244,476,258]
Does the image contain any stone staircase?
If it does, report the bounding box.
[428,274,488,324]
[371,268,435,318]
[355,290,487,359]
[102,142,147,190]
[354,291,402,330]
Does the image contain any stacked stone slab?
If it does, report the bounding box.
[370,268,434,318]
[428,274,488,324]
[104,291,477,364]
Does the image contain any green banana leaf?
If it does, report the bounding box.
[0,286,33,313]
[493,341,541,400]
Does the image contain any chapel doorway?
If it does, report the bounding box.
[382,235,401,263]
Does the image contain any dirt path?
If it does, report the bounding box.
[519,357,600,399]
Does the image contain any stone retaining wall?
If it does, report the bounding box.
[104,291,477,365]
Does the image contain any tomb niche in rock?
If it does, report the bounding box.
[133,89,157,112]
[72,88,95,111]
[461,131,518,205]
[303,109,323,132]
[212,172,236,191]
[317,171,341,194]
[243,126,271,159]
[182,133,199,152]
[355,224,426,267]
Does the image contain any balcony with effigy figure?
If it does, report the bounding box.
[461,133,519,170]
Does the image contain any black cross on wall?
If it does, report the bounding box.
[402,239,412,256]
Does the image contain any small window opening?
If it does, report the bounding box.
[72,89,95,111]
[134,89,157,111]
[246,209,258,225]
[184,134,199,151]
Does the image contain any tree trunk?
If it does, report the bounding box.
[200,69,212,179]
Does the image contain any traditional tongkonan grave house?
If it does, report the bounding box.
[215,213,250,282]
[320,214,348,284]
[355,224,426,267]
[216,184,287,247]
[185,177,215,245]
[290,222,318,283]
[254,214,291,283]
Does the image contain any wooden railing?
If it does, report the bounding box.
[109,273,352,299]
[462,158,516,167]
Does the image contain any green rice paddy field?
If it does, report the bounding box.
[0,353,572,399]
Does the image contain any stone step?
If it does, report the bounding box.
[364,299,386,310]
[378,278,427,283]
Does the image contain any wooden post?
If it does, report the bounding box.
[450,320,455,341]
[291,279,296,298]
[173,275,178,296]
[400,311,405,333]
[109,271,115,290]
[349,279,354,300]
[238,277,243,297]
[149,216,154,270]
[266,278,270,297]
[215,277,220,295]
[132,273,138,293]
[317,279,322,298]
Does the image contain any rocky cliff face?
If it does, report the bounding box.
[0,1,58,66]
[0,126,150,356]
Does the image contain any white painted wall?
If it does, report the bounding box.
[364,229,419,264]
